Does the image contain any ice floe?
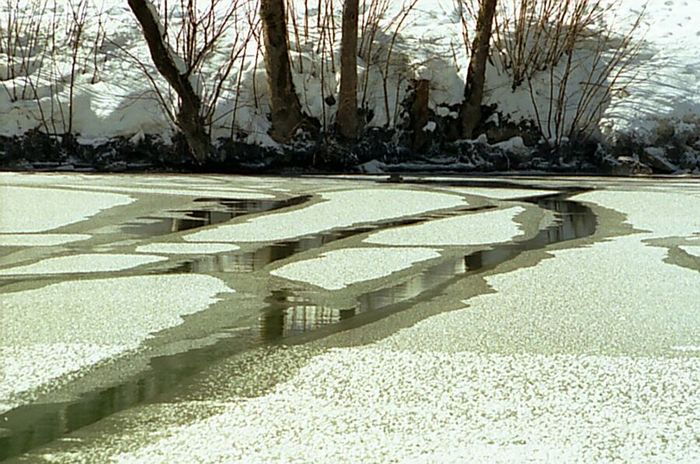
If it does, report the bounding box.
[135,243,240,255]
[0,186,134,233]
[185,189,467,243]
[0,234,91,247]
[446,188,557,200]
[109,348,700,464]
[680,245,700,258]
[0,254,166,276]
[575,190,700,238]
[271,248,442,290]
[382,235,700,355]
[0,274,233,413]
[365,207,526,246]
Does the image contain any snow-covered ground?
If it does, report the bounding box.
[1,0,699,155]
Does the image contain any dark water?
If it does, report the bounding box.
[0,191,596,462]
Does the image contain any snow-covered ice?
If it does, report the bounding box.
[0,254,166,276]
[0,343,125,415]
[0,274,233,414]
[60,184,275,200]
[575,190,700,238]
[444,187,558,200]
[680,245,700,258]
[106,350,700,464]
[270,248,442,290]
[135,243,240,255]
[382,234,700,355]
[0,234,91,247]
[93,232,700,464]
[185,189,467,243]
[365,207,526,246]
[0,186,134,233]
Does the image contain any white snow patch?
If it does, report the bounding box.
[671,346,700,353]
[680,245,700,258]
[0,254,166,276]
[58,184,275,200]
[383,235,700,355]
[365,207,526,247]
[0,234,91,247]
[1,274,233,411]
[446,187,558,200]
[575,190,700,238]
[0,343,126,415]
[111,349,700,464]
[0,186,134,233]
[271,247,441,290]
[184,189,467,243]
[135,243,240,255]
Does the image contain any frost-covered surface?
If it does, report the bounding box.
[95,233,700,464]
[680,245,700,258]
[383,235,700,355]
[271,248,441,290]
[59,184,276,200]
[4,178,700,463]
[0,186,134,233]
[365,207,525,246]
[185,188,467,243]
[444,187,558,200]
[0,254,166,275]
[0,234,91,246]
[109,351,700,464]
[135,243,240,255]
[0,343,125,414]
[575,190,700,237]
[0,274,233,413]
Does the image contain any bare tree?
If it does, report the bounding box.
[127,0,210,162]
[260,0,306,142]
[336,0,359,139]
[460,0,497,138]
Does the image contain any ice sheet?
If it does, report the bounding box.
[271,247,442,290]
[185,189,467,243]
[0,254,167,276]
[365,207,526,246]
[0,186,134,233]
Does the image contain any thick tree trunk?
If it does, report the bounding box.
[127,0,209,163]
[461,0,498,139]
[260,0,306,142]
[410,79,431,152]
[336,0,359,140]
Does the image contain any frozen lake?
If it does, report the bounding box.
[1,173,699,462]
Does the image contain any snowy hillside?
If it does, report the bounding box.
[0,0,699,171]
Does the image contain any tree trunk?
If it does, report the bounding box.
[410,79,431,152]
[127,0,209,163]
[461,0,498,139]
[336,0,359,140]
[260,0,306,142]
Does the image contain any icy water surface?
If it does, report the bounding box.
[0,189,596,461]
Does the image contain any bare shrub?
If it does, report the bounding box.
[521,2,646,146]
[0,0,105,137]
[455,0,646,146]
[124,0,255,155]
